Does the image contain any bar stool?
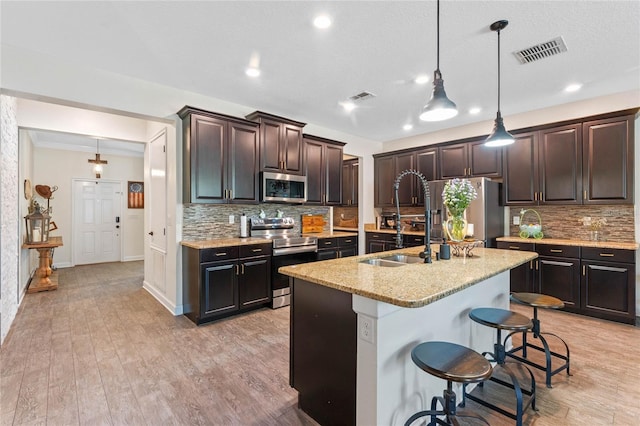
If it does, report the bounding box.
[405,341,492,426]
[506,292,571,388]
[463,308,536,426]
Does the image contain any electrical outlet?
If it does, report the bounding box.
[359,315,375,344]
[229,215,235,224]
[513,216,520,225]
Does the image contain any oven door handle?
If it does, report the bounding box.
[273,245,318,256]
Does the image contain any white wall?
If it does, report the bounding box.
[18,129,35,297]
[1,95,20,344]
[32,147,144,267]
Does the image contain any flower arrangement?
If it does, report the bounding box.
[442,178,478,217]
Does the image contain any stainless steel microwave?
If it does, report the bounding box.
[261,172,307,203]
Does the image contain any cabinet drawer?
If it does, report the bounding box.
[581,247,635,263]
[367,233,395,242]
[497,241,535,251]
[338,236,357,247]
[403,235,425,247]
[537,245,580,258]
[239,243,272,258]
[319,237,338,248]
[200,246,239,262]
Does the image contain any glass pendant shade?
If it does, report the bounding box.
[485,112,515,147]
[419,75,458,122]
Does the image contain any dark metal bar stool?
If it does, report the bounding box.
[405,341,493,426]
[506,292,571,388]
[462,308,536,426]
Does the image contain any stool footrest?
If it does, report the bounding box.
[506,330,571,388]
[463,363,536,426]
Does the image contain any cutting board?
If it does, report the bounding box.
[302,215,325,233]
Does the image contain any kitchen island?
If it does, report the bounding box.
[279,245,537,426]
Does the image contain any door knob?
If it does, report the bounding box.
[148,231,154,236]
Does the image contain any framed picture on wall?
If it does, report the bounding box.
[128,181,144,209]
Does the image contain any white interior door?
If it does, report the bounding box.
[146,130,167,294]
[73,180,122,265]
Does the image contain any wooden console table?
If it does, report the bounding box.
[22,236,63,293]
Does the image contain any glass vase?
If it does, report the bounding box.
[445,209,467,242]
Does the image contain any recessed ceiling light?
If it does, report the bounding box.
[403,124,413,131]
[469,107,481,115]
[340,101,356,112]
[565,83,582,92]
[313,15,332,29]
[245,67,260,77]
[414,75,430,85]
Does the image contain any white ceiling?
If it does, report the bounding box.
[2,1,639,144]
[27,129,145,157]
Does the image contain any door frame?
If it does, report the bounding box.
[70,177,124,266]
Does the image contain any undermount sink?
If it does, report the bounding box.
[360,254,425,267]
[359,258,407,267]
[380,254,424,264]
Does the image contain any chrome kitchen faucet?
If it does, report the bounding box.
[393,169,433,263]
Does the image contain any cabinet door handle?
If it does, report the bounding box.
[228,189,232,199]
[241,264,245,274]
[534,192,537,201]
[216,252,227,256]
[540,192,543,202]
[344,239,352,243]
[599,253,615,257]
[324,241,332,245]
[252,248,262,252]
[535,260,539,270]
[582,265,586,275]
[529,260,533,269]
[235,264,240,275]
[508,246,520,250]
[550,249,563,253]
[583,190,587,200]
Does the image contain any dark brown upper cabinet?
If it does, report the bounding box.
[503,123,582,206]
[246,111,306,175]
[439,140,503,180]
[304,135,345,206]
[582,115,634,204]
[374,148,438,208]
[342,159,359,207]
[179,107,259,204]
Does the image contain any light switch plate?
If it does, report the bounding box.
[513,216,520,225]
[229,215,235,224]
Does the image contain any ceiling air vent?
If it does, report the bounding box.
[348,91,377,102]
[513,36,568,64]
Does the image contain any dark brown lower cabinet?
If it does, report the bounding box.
[497,241,535,293]
[316,236,358,260]
[183,244,272,325]
[581,247,635,324]
[497,241,636,324]
[291,278,356,426]
[366,232,398,253]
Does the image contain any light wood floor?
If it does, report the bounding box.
[1,262,638,425]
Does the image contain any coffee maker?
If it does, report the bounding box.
[379,213,397,229]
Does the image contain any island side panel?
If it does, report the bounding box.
[353,271,510,426]
[290,277,357,426]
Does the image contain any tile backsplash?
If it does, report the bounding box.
[508,204,635,242]
[183,203,330,240]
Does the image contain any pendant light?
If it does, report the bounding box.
[485,20,515,147]
[419,0,458,122]
[88,138,108,178]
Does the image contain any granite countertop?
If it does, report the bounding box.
[497,236,638,251]
[181,230,358,249]
[279,246,537,308]
[333,226,358,232]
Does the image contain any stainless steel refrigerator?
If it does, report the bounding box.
[428,177,503,248]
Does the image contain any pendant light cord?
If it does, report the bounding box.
[497,28,501,115]
[435,0,440,76]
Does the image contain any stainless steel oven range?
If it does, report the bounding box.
[250,217,318,308]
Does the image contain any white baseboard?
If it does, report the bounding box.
[123,255,144,262]
[53,262,72,268]
[142,280,184,315]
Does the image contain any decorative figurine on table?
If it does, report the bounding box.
[259,209,266,219]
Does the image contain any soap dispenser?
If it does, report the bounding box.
[440,237,451,260]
